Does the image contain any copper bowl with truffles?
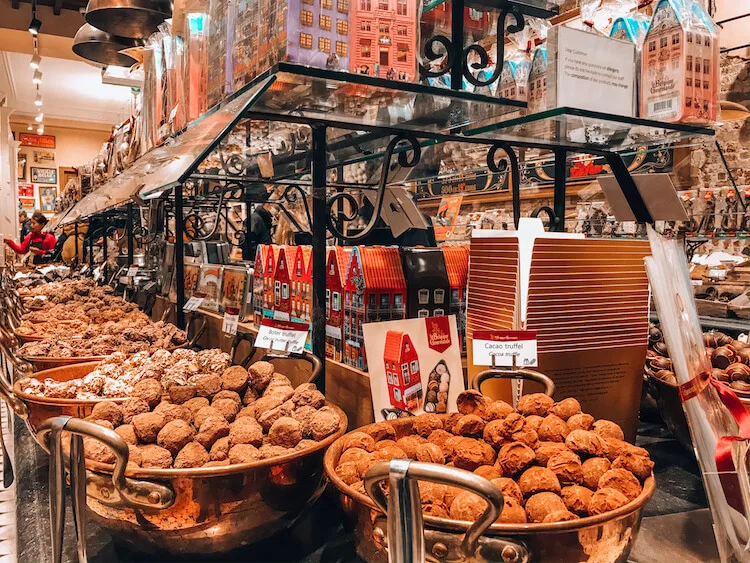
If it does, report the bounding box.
[325,390,655,563]
[35,359,348,556]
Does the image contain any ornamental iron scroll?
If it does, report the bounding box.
[487,142,521,229]
[326,133,421,243]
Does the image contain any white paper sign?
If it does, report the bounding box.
[472,330,538,368]
[183,294,206,312]
[127,266,139,277]
[708,268,727,279]
[222,309,239,336]
[255,318,309,353]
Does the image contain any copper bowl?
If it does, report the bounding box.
[38,406,348,555]
[19,354,111,372]
[325,417,656,563]
[643,371,692,451]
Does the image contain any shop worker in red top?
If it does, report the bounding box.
[4,211,56,264]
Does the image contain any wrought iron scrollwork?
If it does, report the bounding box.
[327,133,421,242]
[531,206,559,231]
[487,142,520,229]
[265,184,313,235]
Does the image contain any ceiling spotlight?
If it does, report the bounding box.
[32,70,42,84]
[37,125,44,134]
[28,17,41,35]
[34,113,43,123]
[34,93,42,106]
[29,54,41,69]
[27,125,33,131]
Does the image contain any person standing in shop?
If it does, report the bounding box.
[4,211,56,264]
[243,205,273,261]
[18,211,30,240]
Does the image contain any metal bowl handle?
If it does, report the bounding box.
[37,417,174,510]
[472,367,555,397]
[185,314,207,348]
[364,460,504,561]
[258,349,322,385]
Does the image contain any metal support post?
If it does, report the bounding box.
[553,149,567,232]
[101,228,108,282]
[175,186,186,329]
[74,222,79,266]
[243,190,253,261]
[450,0,464,91]
[311,126,327,390]
[126,202,134,264]
[88,228,94,266]
[603,152,654,224]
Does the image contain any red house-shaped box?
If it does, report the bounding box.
[344,246,406,371]
[262,245,279,321]
[383,330,423,411]
[253,244,267,326]
[325,246,353,362]
[291,245,312,325]
[441,245,469,352]
[273,246,292,320]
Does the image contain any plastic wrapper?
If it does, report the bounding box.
[185,12,208,122]
[646,225,750,562]
[140,46,156,152]
[207,0,229,107]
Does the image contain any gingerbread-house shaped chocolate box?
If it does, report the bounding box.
[527,46,547,114]
[441,245,469,352]
[400,247,450,319]
[253,245,267,326]
[326,246,353,362]
[383,330,423,411]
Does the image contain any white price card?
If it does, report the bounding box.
[80,265,89,275]
[126,266,139,277]
[222,308,240,336]
[472,330,538,367]
[256,318,309,353]
[183,293,206,312]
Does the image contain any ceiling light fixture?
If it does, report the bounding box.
[27,125,33,131]
[32,70,42,84]
[34,113,43,123]
[28,0,41,35]
[37,125,44,134]
[34,93,42,106]
[29,54,41,69]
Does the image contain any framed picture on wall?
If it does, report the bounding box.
[33,150,55,163]
[39,187,56,212]
[18,197,35,211]
[18,184,34,197]
[31,167,56,184]
[17,154,26,181]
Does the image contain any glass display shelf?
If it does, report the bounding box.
[464,0,560,17]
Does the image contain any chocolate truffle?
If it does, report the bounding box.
[291,383,325,408]
[567,413,595,431]
[157,419,196,455]
[419,482,448,504]
[450,490,487,521]
[525,415,544,433]
[340,447,372,467]
[456,390,490,418]
[221,366,249,392]
[127,444,143,467]
[453,414,485,437]
[565,430,606,457]
[132,378,163,408]
[168,385,197,404]
[496,498,527,524]
[184,397,210,416]
[366,421,397,442]
[213,390,242,406]
[193,406,224,428]
[154,402,192,425]
[174,442,209,468]
[588,488,629,515]
[537,414,570,443]
[486,400,514,421]
[543,510,579,523]
[582,457,612,490]
[516,393,554,417]
[139,444,173,468]
[336,461,361,485]
[243,387,259,406]
[474,465,502,480]
[121,398,150,424]
[132,412,166,444]
[229,417,264,447]
[454,438,495,471]
[413,414,443,437]
[228,444,262,464]
[374,445,408,461]
[269,417,303,448]
[422,501,450,518]
[396,436,426,459]
[91,419,114,430]
[84,436,115,464]
[91,401,124,426]
[525,492,566,523]
[258,401,294,431]
[612,451,654,481]
[561,485,593,516]
[592,420,625,441]
[597,468,642,501]
[259,444,292,460]
[416,443,445,464]
[210,436,231,461]
[115,424,137,445]
[343,431,377,453]
[534,442,569,466]
[496,442,535,476]
[549,398,582,421]
[518,466,561,496]
[249,361,275,391]
[210,397,241,423]
[195,415,230,449]
[547,450,583,485]
[490,477,524,504]
[427,429,453,449]
[204,459,230,468]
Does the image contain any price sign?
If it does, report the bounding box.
[183,292,206,312]
[93,267,102,282]
[80,265,89,275]
[143,281,157,292]
[256,318,309,353]
[222,307,240,336]
[126,266,139,277]
[472,330,538,367]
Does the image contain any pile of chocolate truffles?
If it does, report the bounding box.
[335,390,653,524]
[81,360,342,469]
[647,324,750,392]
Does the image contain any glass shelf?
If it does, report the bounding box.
[464,0,561,18]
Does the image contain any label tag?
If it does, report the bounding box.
[80,265,89,275]
[222,308,239,336]
[472,330,538,367]
[708,268,727,279]
[127,266,139,277]
[256,318,309,353]
[183,292,206,312]
[93,267,102,282]
[691,279,703,286]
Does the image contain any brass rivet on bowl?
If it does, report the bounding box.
[502,545,519,563]
[100,488,110,499]
[147,492,161,504]
[432,542,448,559]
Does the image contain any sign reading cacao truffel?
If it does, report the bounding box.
[415,169,507,199]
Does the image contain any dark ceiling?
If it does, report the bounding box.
[11,0,88,16]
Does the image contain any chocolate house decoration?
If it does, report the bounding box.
[441,245,469,351]
[272,246,292,320]
[498,59,530,117]
[291,245,313,325]
[527,46,548,114]
[253,244,267,326]
[400,247,450,319]
[325,246,353,362]
[383,330,423,411]
[263,245,278,321]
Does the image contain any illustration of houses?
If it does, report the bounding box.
[273,246,293,320]
[286,0,351,70]
[253,244,267,326]
[325,246,353,362]
[441,245,469,352]
[400,247,450,319]
[383,330,423,411]
[344,246,406,370]
[349,0,417,81]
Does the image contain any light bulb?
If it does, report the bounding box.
[32,70,42,84]
[34,93,42,107]
[34,113,43,123]
[29,17,41,36]
[29,54,41,69]
[37,125,44,134]
[27,125,33,131]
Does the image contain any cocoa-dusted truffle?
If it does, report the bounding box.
[184,397,209,416]
[588,487,629,515]
[139,444,173,468]
[483,419,508,449]
[121,398,150,424]
[565,430,606,457]
[292,405,317,438]
[343,431,377,453]
[153,402,191,425]
[567,413,595,431]
[454,438,495,471]
[269,417,303,448]
[423,502,450,518]
[132,378,163,408]
[396,436,426,459]
[243,387,258,406]
[442,436,464,461]
[416,443,445,464]
[373,445,408,461]
[602,437,630,461]
[516,393,554,417]
[248,361,275,391]
[449,490,487,521]
[228,443,262,464]
[525,492,566,523]
[115,424,137,445]
[174,442,209,468]
[91,419,114,430]
[84,436,115,464]
[561,485,593,516]
[534,442,569,466]
[258,401,294,431]
[221,366,249,392]
[204,459,230,468]
[486,400,514,421]
[419,482,448,504]
[229,417,264,447]
[193,406,224,428]
[335,461,361,485]
[547,450,583,485]
[496,498,527,524]
[212,397,241,422]
[474,465,502,480]
[157,419,196,455]
[581,457,612,490]
[592,420,625,441]
[210,436,230,461]
[309,407,341,440]
[525,415,544,433]
[537,415,570,443]
[413,414,443,438]
[549,398,582,421]
[490,478,524,504]
[518,466,561,496]
[91,401,124,426]
[365,421,396,442]
[612,451,654,481]
[127,444,142,467]
[213,390,242,406]
[291,383,325,409]
[193,373,222,398]
[168,385,196,404]
[132,412,166,444]
[597,468,642,501]
[453,414,485,437]
[456,390,490,418]
[427,429,453,449]
[195,415,230,449]
[543,510,579,523]
[496,442,535,476]
[259,444,292,459]
[340,447,372,467]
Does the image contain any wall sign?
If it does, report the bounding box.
[39,187,56,212]
[17,184,34,197]
[17,154,26,181]
[31,167,57,184]
[33,150,55,163]
[19,133,55,148]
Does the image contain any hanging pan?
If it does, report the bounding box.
[72,23,142,68]
[84,0,171,40]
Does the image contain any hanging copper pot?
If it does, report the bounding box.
[72,23,142,67]
[84,0,171,40]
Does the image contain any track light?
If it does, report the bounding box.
[34,113,43,123]
[34,93,42,106]
[32,70,42,84]
[29,54,41,69]
[37,125,44,134]
[28,17,41,35]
